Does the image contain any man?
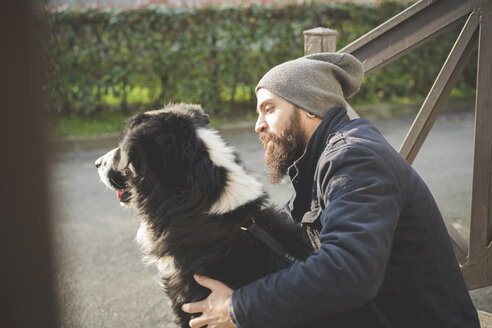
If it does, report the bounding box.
[182,53,479,327]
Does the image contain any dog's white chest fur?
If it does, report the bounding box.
[136,221,177,277]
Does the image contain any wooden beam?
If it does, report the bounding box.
[462,0,492,291]
[340,0,477,75]
[442,216,469,264]
[399,11,479,164]
[479,310,492,328]
[339,0,435,55]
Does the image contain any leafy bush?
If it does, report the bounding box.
[40,1,476,117]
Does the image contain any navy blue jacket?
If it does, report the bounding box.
[232,107,479,327]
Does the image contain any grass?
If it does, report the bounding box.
[49,105,256,139]
[49,81,259,139]
[50,87,476,140]
[50,111,129,139]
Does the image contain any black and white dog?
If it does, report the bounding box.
[95,103,314,327]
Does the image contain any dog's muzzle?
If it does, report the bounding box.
[96,148,132,204]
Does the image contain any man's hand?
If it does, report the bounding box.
[181,274,235,328]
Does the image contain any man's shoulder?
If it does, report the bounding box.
[321,118,397,161]
[320,121,378,157]
[316,118,410,186]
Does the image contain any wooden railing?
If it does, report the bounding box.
[304,0,491,291]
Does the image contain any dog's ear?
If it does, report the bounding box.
[185,105,210,126]
[118,138,146,177]
[118,143,144,176]
[118,128,169,180]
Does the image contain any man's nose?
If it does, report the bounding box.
[255,117,268,133]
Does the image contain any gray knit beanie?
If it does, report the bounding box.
[255,52,364,118]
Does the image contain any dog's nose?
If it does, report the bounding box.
[95,158,102,168]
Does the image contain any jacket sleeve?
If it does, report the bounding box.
[231,145,404,327]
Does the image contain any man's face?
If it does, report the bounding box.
[255,88,307,183]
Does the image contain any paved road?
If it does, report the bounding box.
[50,107,491,327]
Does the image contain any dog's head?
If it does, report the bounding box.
[96,103,263,217]
[96,103,212,205]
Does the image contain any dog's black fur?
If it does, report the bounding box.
[96,104,315,327]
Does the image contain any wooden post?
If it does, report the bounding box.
[303,27,338,55]
[303,27,359,119]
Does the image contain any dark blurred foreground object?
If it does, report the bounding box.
[0,1,58,327]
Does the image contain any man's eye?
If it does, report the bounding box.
[265,106,274,113]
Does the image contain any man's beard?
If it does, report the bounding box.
[260,111,306,184]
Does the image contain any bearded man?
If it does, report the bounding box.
[182,53,479,328]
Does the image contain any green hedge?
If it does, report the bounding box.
[40,2,475,116]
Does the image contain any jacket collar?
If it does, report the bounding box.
[288,106,350,184]
[287,106,351,221]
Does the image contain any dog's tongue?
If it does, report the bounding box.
[117,189,125,200]
[117,188,131,201]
